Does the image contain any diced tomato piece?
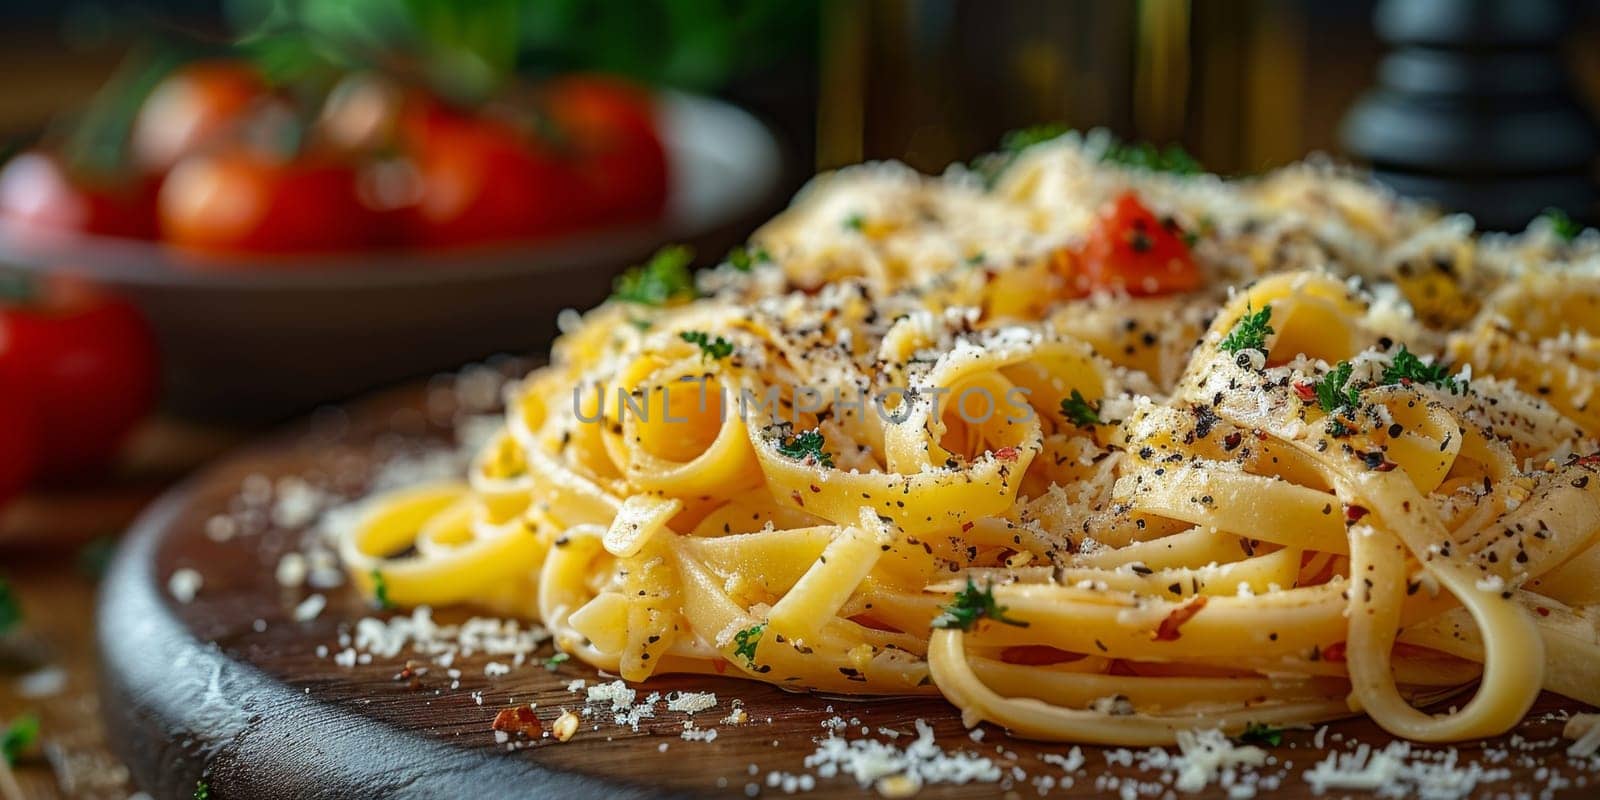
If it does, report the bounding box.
[1078,190,1201,296]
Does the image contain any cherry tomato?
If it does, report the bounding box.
[1077,190,1201,296]
[0,150,159,239]
[400,110,587,248]
[131,60,267,173]
[0,386,38,507]
[0,279,158,480]
[543,75,669,223]
[317,72,409,154]
[158,147,380,255]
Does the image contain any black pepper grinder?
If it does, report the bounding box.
[1340,0,1599,230]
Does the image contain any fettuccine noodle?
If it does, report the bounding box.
[340,131,1600,745]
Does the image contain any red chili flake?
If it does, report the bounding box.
[1322,641,1348,663]
[993,446,1020,462]
[961,521,975,532]
[1345,505,1370,522]
[1293,382,1317,403]
[1373,460,1398,472]
[809,484,822,493]
[711,659,728,675]
[1574,454,1600,466]
[491,705,542,738]
[1536,606,1551,617]
[790,490,805,507]
[1153,596,1208,641]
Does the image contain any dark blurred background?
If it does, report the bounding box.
[2,0,1596,196]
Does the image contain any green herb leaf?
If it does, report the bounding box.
[732,623,764,664]
[627,317,653,331]
[1237,722,1284,747]
[1218,304,1274,356]
[775,429,833,468]
[1541,207,1582,242]
[1059,389,1102,428]
[679,330,734,360]
[611,245,698,306]
[370,569,393,610]
[1314,361,1360,415]
[543,652,570,672]
[843,213,866,232]
[2,713,38,765]
[1102,141,1203,175]
[726,245,772,272]
[193,778,211,800]
[931,577,1029,631]
[1382,345,1461,394]
[0,578,19,634]
[1000,123,1071,154]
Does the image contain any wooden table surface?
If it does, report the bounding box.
[1,418,242,800]
[52,384,1600,800]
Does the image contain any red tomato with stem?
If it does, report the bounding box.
[401,109,588,248]
[132,60,267,173]
[0,150,159,238]
[1077,190,1201,296]
[0,278,158,481]
[158,147,380,255]
[543,75,669,224]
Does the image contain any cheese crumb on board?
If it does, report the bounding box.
[292,593,326,622]
[167,568,203,603]
[667,691,718,715]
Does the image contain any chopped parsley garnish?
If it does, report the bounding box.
[679,330,734,360]
[931,577,1029,631]
[1059,389,1102,428]
[1541,207,1582,242]
[1218,304,1274,355]
[0,578,19,634]
[627,317,653,331]
[611,245,698,306]
[370,569,393,610]
[1101,140,1203,176]
[543,652,570,672]
[2,713,38,765]
[1382,345,1461,393]
[732,623,764,664]
[1237,722,1284,747]
[726,245,772,272]
[1314,361,1361,415]
[775,429,834,468]
[843,213,866,232]
[1000,123,1071,154]
[1312,346,1463,430]
[193,778,211,800]
[965,251,986,266]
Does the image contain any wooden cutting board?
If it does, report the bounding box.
[95,385,1597,799]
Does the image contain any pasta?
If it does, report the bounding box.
[340,130,1600,745]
